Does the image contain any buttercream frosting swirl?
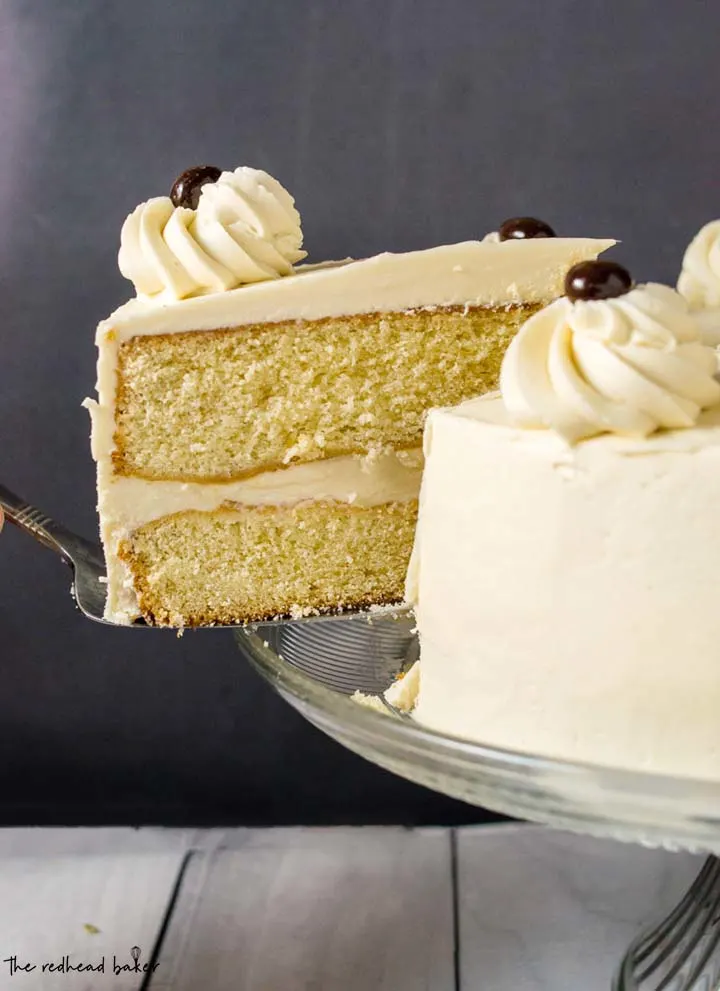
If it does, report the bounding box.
[118,167,306,299]
[500,283,720,443]
[678,220,720,309]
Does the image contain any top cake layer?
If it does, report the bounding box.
[91,235,615,481]
[89,165,614,484]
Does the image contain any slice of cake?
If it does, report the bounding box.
[86,164,613,627]
[678,219,720,345]
[406,259,720,779]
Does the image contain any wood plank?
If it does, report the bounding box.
[0,842,187,990]
[151,827,454,991]
[456,824,702,991]
[0,827,197,858]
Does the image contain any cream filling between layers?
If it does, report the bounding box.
[101,447,424,533]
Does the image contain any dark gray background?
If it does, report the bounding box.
[0,0,717,825]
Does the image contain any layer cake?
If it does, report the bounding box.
[86,165,612,626]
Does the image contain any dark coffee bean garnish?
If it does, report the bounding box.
[170,165,222,209]
[565,260,633,302]
[498,217,556,241]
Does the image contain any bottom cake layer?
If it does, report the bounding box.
[118,500,418,626]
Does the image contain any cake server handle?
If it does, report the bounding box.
[0,482,97,563]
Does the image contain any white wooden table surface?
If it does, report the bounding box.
[0,824,700,991]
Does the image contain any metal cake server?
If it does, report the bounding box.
[0,482,112,625]
[0,481,416,696]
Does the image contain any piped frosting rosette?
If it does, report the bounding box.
[118,167,306,300]
[677,220,720,346]
[501,277,720,444]
[678,220,720,309]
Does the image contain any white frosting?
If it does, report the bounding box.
[118,167,305,300]
[678,220,720,308]
[408,395,720,779]
[692,308,720,348]
[501,284,720,444]
[103,237,615,342]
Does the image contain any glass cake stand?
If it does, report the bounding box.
[235,610,720,991]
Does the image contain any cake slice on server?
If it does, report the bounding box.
[85,164,614,626]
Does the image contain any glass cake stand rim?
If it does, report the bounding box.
[237,626,720,797]
[236,625,720,854]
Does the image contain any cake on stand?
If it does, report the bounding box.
[236,610,720,991]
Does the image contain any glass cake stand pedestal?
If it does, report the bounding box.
[235,611,720,991]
